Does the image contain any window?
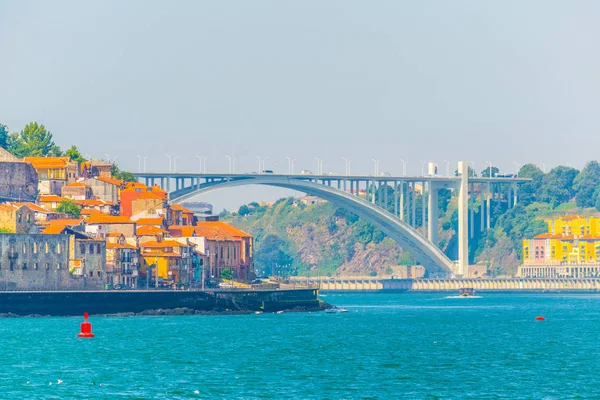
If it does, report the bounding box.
[45,263,49,270]
[57,243,61,254]
[33,263,38,270]
[10,263,14,271]
[17,213,22,223]
[33,242,37,254]
[45,243,49,253]
[89,271,93,277]
[89,244,94,254]
[22,243,26,254]
[57,263,62,269]
[22,262,27,270]
[26,214,31,223]
[97,271,102,278]
[97,244,101,253]
[80,244,86,254]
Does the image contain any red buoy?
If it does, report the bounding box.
[77,312,95,338]
[535,315,545,321]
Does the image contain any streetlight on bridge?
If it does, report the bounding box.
[444,160,450,177]
[513,162,521,177]
[485,161,493,178]
[371,158,380,176]
[314,157,323,175]
[173,156,179,173]
[342,158,351,176]
[399,159,407,176]
[225,155,238,173]
[285,156,296,174]
[165,154,172,173]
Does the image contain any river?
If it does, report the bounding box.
[1,292,598,399]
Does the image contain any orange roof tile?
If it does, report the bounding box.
[196,221,252,238]
[48,218,84,226]
[75,199,116,207]
[135,217,164,226]
[23,157,69,169]
[141,251,181,258]
[192,225,239,241]
[132,191,165,201]
[137,225,168,236]
[96,176,124,186]
[65,182,90,188]
[168,226,196,237]
[170,203,194,214]
[39,195,64,202]
[86,215,134,224]
[106,242,137,249]
[80,208,103,216]
[139,240,191,249]
[41,225,68,234]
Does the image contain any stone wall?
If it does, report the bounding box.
[0,162,38,202]
[0,234,84,290]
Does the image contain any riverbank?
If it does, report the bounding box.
[0,288,327,317]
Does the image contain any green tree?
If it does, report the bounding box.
[536,166,579,208]
[255,234,294,276]
[110,163,137,182]
[220,268,232,280]
[238,204,250,216]
[573,161,600,208]
[7,122,62,157]
[56,199,81,218]
[481,166,500,178]
[0,123,8,149]
[517,164,544,206]
[65,145,87,163]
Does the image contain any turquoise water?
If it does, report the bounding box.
[1,292,599,399]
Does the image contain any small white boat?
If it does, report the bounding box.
[325,307,348,314]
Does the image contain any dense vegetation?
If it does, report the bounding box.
[0,121,136,182]
[226,161,600,277]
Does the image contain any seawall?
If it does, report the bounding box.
[0,288,323,316]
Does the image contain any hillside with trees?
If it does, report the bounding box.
[226,161,600,277]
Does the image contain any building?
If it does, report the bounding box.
[0,203,36,233]
[80,159,113,179]
[61,182,93,200]
[0,148,38,202]
[23,156,78,195]
[139,239,197,286]
[106,234,139,288]
[520,215,600,278]
[120,184,168,217]
[0,231,106,290]
[81,176,122,204]
[85,215,136,238]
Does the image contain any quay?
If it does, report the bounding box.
[0,288,323,316]
[294,276,600,292]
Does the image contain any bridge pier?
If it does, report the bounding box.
[399,181,404,221]
[427,183,438,245]
[457,161,469,277]
[421,182,426,234]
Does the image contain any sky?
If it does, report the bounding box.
[1,1,599,211]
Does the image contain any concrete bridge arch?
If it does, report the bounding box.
[168,176,456,275]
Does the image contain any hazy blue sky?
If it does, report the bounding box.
[1,1,599,210]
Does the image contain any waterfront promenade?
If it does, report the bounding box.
[291,276,600,291]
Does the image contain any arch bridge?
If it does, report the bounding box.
[134,162,530,276]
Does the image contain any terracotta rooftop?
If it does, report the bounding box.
[48,218,84,226]
[170,203,194,214]
[106,242,137,249]
[135,217,164,226]
[139,239,191,249]
[95,176,124,186]
[196,221,252,238]
[39,195,64,203]
[86,215,134,224]
[137,225,168,236]
[41,225,68,234]
[23,157,69,169]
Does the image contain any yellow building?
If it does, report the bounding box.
[520,215,600,278]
